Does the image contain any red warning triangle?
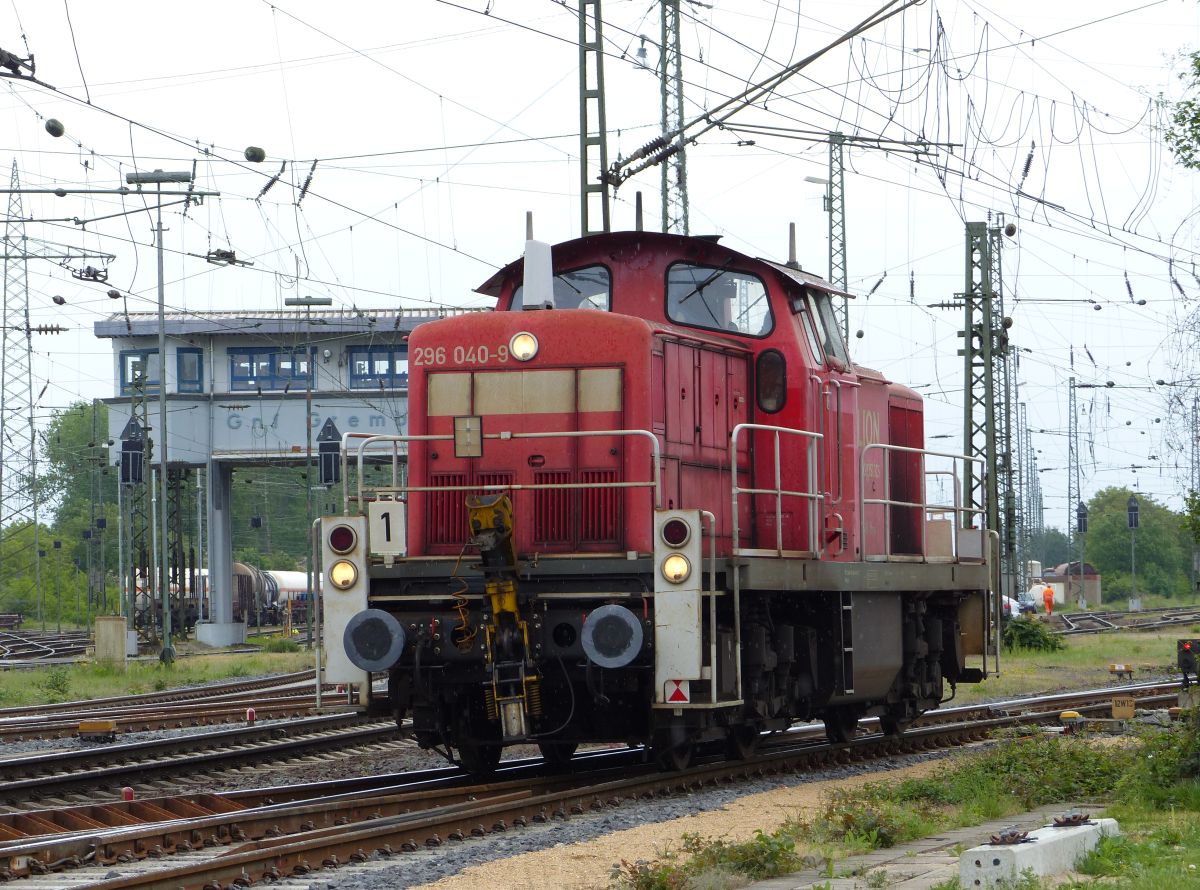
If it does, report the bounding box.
[667,680,689,703]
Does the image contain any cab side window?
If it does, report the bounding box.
[666,263,774,337]
[806,291,849,366]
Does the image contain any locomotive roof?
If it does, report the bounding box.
[475,230,855,300]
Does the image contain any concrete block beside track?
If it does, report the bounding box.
[959,818,1118,888]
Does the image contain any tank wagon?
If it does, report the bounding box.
[321,229,995,772]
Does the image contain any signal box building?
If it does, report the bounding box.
[96,308,463,646]
[1046,560,1102,608]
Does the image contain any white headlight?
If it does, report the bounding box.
[510,331,539,361]
[661,553,691,584]
[329,560,358,590]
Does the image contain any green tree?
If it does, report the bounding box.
[1165,52,1200,169]
[1030,526,1071,571]
[1079,488,1191,600]
[41,401,119,611]
[1184,489,1200,548]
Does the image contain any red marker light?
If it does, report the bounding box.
[328,524,357,554]
[1186,642,1194,651]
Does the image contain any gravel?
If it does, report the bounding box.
[255,747,958,890]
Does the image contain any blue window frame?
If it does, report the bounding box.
[119,349,160,394]
[229,347,312,391]
[177,348,204,393]
[348,345,408,389]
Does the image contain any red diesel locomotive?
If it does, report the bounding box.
[322,228,994,772]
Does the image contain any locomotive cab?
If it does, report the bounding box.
[323,230,993,772]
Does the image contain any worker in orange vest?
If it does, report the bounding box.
[1042,583,1054,617]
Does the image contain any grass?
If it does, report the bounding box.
[0,651,312,707]
[952,626,1194,705]
[609,733,1140,889]
[609,710,1200,890]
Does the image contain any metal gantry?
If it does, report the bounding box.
[167,466,188,634]
[1192,396,1199,593]
[578,0,611,235]
[658,0,688,235]
[2,164,118,618]
[0,161,41,611]
[1067,376,1081,600]
[990,221,1017,596]
[955,219,1016,596]
[827,133,847,337]
[120,392,153,640]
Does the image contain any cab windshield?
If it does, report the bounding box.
[512,264,611,310]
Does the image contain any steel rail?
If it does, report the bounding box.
[0,715,397,804]
[1,681,1185,886]
[0,671,316,720]
[0,694,328,742]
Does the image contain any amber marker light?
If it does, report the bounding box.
[510,331,539,361]
[329,560,358,590]
[661,553,691,584]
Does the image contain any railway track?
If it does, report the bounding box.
[0,713,403,808]
[0,681,1183,888]
[0,671,323,741]
[0,670,316,718]
[1055,604,1200,635]
[0,630,91,661]
[0,692,329,742]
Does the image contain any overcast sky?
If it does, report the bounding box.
[2,0,1198,528]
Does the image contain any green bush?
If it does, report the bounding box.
[680,829,805,879]
[1002,615,1064,652]
[608,828,808,888]
[608,856,688,889]
[37,666,72,702]
[1116,712,1200,806]
[807,785,947,851]
[261,636,300,653]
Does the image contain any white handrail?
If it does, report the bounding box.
[340,428,663,514]
[730,423,824,556]
[858,443,985,561]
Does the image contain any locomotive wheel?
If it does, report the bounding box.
[823,708,859,744]
[653,739,694,771]
[537,741,578,767]
[725,725,761,760]
[879,710,911,738]
[457,740,502,775]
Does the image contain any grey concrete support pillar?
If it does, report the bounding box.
[196,459,244,647]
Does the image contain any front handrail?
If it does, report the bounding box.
[340,429,662,514]
[730,423,823,556]
[858,443,986,561]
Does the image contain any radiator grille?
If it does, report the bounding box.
[534,471,572,544]
[476,472,514,495]
[580,469,620,543]
[426,473,467,545]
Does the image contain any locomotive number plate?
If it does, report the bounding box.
[368,501,406,558]
[411,343,511,366]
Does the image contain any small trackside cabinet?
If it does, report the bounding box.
[321,515,370,696]
[653,509,704,705]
